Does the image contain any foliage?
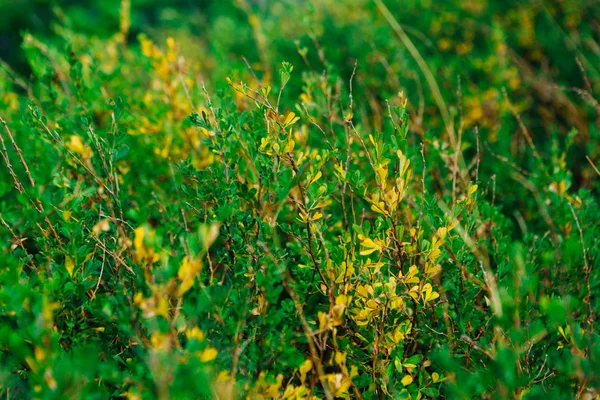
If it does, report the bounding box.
[0,0,599,399]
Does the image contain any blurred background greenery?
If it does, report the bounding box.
[3,0,599,129]
[3,0,597,211]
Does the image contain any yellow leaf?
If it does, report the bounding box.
[359,234,384,255]
[186,327,205,342]
[297,212,308,223]
[558,326,569,340]
[34,346,46,362]
[369,134,376,147]
[436,226,449,240]
[150,332,171,352]
[401,375,413,386]
[260,86,272,97]
[44,370,57,390]
[334,162,346,179]
[398,91,408,107]
[251,293,267,316]
[427,293,440,303]
[259,137,271,152]
[375,164,388,188]
[425,262,442,278]
[356,285,370,298]
[336,294,349,306]
[124,389,142,400]
[309,170,322,186]
[133,226,160,263]
[66,135,92,159]
[359,247,377,256]
[156,297,169,318]
[267,375,284,397]
[468,184,479,196]
[140,36,156,58]
[283,111,299,127]
[422,283,440,303]
[402,265,420,284]
[299,359,313,383]
[391,327,405,343]
[391,297,404,310]
[408,286,420,301]
[65,256,75,277]
[300,359,313,375]
[365,299,378,311]
[283,139,295,153]
[198,347,218,362]
[327,373,351,396]
[62,209,72,222]
[394,358,402,371]
[370,201,388,215]
[334,351,346,366]
[177,257,202,296]
[432,372,440,383]
[318,311,331,331]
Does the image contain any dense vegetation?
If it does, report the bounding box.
[1,0,599,398]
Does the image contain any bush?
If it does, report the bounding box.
[0,1,598,398]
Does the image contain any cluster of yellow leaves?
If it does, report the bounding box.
[332,261,356,285]
[297,210,323,224]
[196,347,218,363]
[137,36,218,169]
[65,134,93,160]
[149,332,172,352]
[248,354,355,399]
[25,346,58,391]
[426,224,455,276]
[186,326,205,342]
[557,325,571,350]
[133,225,160,264]
[212,371,236,400]
[401,258,440,304]
[259,111,300,157]
[358,234,387,256]
[318,294,349,331]
[463,183,479,206]
[134,285,170,319]
[549,180,582,207]
[144,330,218,387]
[177,256,202,296]
[185,327,218,362]
[295,164,331,229]
[140,35,178,83]
[352,275,405,327]
[64,252,93,278]
[388,321,412,346]
[328,352,358,397]
[369,150,411,216]
[130,225,220,379]
[246,373,287,399]
[348,224,457,365]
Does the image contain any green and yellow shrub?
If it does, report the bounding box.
[1,1,599,399]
